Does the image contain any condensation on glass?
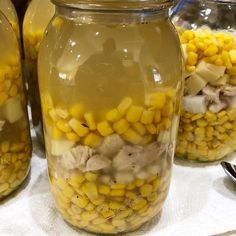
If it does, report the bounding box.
[38,0,183,234]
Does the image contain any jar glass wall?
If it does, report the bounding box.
[172,0,236,161]
[0,0,20,40]
[38,0,183,234]
[0,12,32,199]
[23,0,55,147]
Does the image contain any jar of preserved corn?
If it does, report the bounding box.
[38,0,183,234]
[172,0,236,161]
[23,0,55,147]
[0,12,32,199]
[0,0,20,40]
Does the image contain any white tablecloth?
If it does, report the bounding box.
[0,131,236,236]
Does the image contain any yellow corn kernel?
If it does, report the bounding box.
[68,118,89,137]
[97,121,114,136]
[196,119,208,127]
[113,118,130,134]
[122,128,142,144]
[9,84,18,97]
[84,172,98,182]
[152,178,161,191]
[140,184,153,197]
[126,182,136,190]
[203,44,218,57]
[218,116,228,124]
[51,126,63,139]
[109,201,123,210]
[116,209,133,219]
[62,185,74,198]
[68,174,85,188]
[90,196,105,206]
[106,108,122,122]
[194,127,205,136]
[217,110,227,118]
[126,191,137,199]
[117,97,133,114]
[187,51,198,65]
[66,132,80,142]
[83,133,102,148]
[146,124,157,134]
[93,217,108,225]
[126,105,144,123]
[191,113,203,121]
[10,142,24,152]
[55,107,69,119]
[0,92,8,105]
[85,203,95,211]
[145,92,166,109]
[56,119,72,133]
[99,223,115,232]
[1,141,10,153]
[48,109,59,121]
[82,182,98,199]
[131,198,147,210]
[205,111,217,121]
[140,135,153,145]
[111,183,125,190]
[227,66,236,76]
[69,103,83,119]
[135,178,144,187]
[112,218,126,227]
[186,43,197,52]
[223,122,233,130]
[154,110,161,123]
[81,211,98,221]
[71,195,89,208]
[186,65,196,72]
[84,112,96,130]
[140,110,155,125]
[222,51,233,69]
[0,183,10,193]
[183,124,194,132]
[110,189,125,197]
[229,78,236,86]
[98,185,110,195]
[101,210,115,219]
[132,122,146,135]
[216,125,226,133]
[182,30,195,40]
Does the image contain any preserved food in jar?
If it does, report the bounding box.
[0,0,20,39]
[172,0,236,161]
[23,0,55,147]
[38,0,183,234]
[0,12,32,198]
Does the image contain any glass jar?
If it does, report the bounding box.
[38,0,183,234]
[172,0,236,161]
[0,11,32,199]
[0,0,20,40]
[23,0,55,147]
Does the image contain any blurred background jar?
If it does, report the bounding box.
[23,0,55,148]
[0,0,20,40]
[38,0,183,234]
[172,0,236,162]
[11,0,29,27]
[0,11,32,199]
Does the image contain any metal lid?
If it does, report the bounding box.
[51,0,174,10]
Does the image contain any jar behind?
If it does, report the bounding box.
[38,0,183,234]
[172,0,236,161]
[0,0,20,40]
[0,11,32,199]
[23,0,55,148]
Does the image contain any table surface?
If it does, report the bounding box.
[0,130,236,236]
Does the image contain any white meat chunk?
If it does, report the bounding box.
[60,145,95,170]
[182,95,207,114]
[113,143,166,171]
[98,134,125,157]
[85,154,111,172]
[202,85,221,104]
[222,84,236,96]
[209,101,227,113]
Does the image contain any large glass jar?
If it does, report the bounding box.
[172,0,236,161]
[0,0,20,39]
[38,0,183,234]
[23,0,55,147]
[0,12,32,199]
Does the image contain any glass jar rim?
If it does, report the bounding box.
[51,0,174,11]
[201,0,236,4]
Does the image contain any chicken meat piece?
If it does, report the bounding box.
[221,84,236,96]
[98,134,125,157]
[202,85,221,104]
[182,95,207,114]
[85,154,111,172]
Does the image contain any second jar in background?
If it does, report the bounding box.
[23,0,55,147]
[173,0,236,162]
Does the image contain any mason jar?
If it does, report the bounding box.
[0,0,20,39]
[23,0,55,147]
[38,0,183,234]
[172,0,236,161]
[0,11,32,199]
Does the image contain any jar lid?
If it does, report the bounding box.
[51,0,174,10]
